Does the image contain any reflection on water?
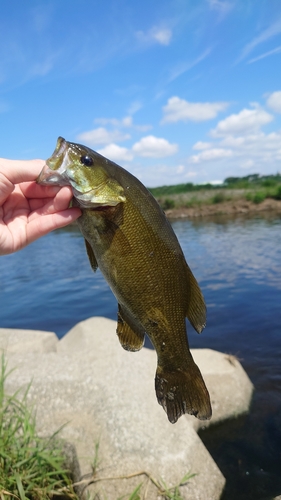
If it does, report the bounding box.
[0,212,281,499]
[171,213,281,499]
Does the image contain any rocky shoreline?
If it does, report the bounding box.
[0,318,254,500]
[165,198,281,219]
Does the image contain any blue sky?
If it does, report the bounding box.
[1,0,281,186]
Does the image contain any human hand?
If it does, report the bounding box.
[0,158,81,255]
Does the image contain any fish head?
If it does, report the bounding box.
[37,137,126,208]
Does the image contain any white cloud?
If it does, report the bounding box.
[136,26,172,46]
[127,101,142,115]
[94,115,151,132]
[187,100,281,179]
[168,48,212,82]
[190,148,233,163]
[97,144,133,162]
[225,131,281,153]
[208,0,233,15]
[131,124,281,185]
[185,170,198,178]
[31,4,53,33]
[132,135,178,158]
[193,141,212,150]
[266,91,281,113]
[240,159,254,169]
[77,127,130,146]
[211,107,273,137]
[176,165,185,174]
[248,45,281,64]
[122,116,133,127]
[152,28,172,45]
[29,58,54,77]
[94,116,132,128]
[237,18,281,63]
[162,96,229,123]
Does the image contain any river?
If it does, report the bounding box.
[0,212,280,500]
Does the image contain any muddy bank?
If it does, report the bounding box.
[165,198,281,219]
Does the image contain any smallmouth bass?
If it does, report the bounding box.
[37,137,212,423]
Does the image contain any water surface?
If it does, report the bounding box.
[0,213,280,499]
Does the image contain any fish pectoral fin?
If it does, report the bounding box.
[117,305,145,352]
[84,239,98,272]
[94,205,132,256]
[155,361,212,424]
[185,264,207,334]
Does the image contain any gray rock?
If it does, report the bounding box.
[1,317,254,499]
[190,349,254,430]
[0,327,58,354]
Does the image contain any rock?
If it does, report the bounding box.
[1,317,254,499]
[190,350,254,430]
[0,327,58,354]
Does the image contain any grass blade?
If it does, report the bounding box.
[14,474,26,500]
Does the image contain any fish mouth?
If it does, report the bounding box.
[36,137,71,187]
[36,164,70,186]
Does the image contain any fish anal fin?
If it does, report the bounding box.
[85,239,98,272]
[155,361,212,423]
[185,264,207,334]
[117,305,145,352]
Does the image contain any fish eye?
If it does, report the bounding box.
[80,155,94,166]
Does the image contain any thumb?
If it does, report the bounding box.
[0,159,45,204]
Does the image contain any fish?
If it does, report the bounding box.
[37,137,212,424]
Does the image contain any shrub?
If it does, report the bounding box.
[273,185,281,200]
[211,193,225,204]
[185,197,200,208]
[245,192,253,202]
[160,198,175,210]
[262,179,277,188]
[252,191,266,204]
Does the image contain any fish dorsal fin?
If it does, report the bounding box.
[185,264,206,334]
[117,305,145,352]
[84,239,98,272]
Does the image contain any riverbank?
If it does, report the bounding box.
[165,197,281,219]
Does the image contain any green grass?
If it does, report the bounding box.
[157,472,196,499]
[0,354,78,500]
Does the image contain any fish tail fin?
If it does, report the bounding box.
[155,361,212,424]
